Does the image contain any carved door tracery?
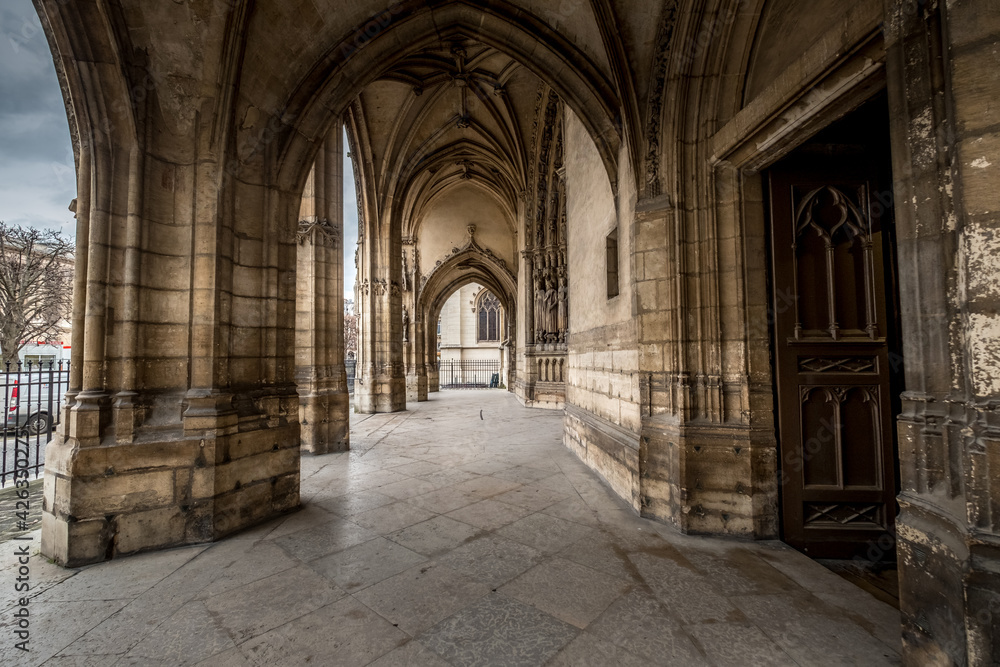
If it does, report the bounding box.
[768,150,902,559]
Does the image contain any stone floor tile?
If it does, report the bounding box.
[539,497,602,527]
[420,468,480,489]
[34,546,204,602]
[387,515,483,556]
[391,460,445,477]
[345,467,415,492]
[192,646,251,666]
[353,501,438,535]
[587,589,710,665]
[546,631,653,667]
[120,600,235,665]
[43,655,124,666]
[273,516,378,562]
[250,503,336,541]
[0,552,76,612]
[352,561,490,636]
[419,592,578,667]
[687,622,799,666]
[0,599,128,667]
[56,566,212,657]
[365,639,452,667]
[237,596,407,666]
[451,475,523,499]
[490,483,570,512]
[458,458,516,476]
[686,546,807,598]
[309,536,427,592]
[314,489,398,517]
[407,486,480,514]
[499,557,633,628]
[732,593,901,665]
[497,512,602,555]
[203,565,344,643]
[375,477,442,501]
[356,454,423,470]
[191,540,299,600]
[492,465,556,485]
[814,588,902,652]
[435,534,544,588]
[445,498,534,531]
[557,536,644,582]
[630,551,747,624]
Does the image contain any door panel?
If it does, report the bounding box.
[768,154,899,559]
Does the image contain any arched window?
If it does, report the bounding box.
[477,291,501,342]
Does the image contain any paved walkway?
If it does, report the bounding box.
[0,391,900,666]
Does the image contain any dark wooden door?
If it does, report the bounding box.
[768,152,900,559]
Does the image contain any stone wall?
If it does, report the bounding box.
[562,109,642,509]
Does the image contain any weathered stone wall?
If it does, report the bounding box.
[883,0,1000,663]
[562,109,642,509]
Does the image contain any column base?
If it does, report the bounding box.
[406,373,428,402]
[41,420,300,567]
[355,375,407,413]
[299,390,350,454]
[637,418,778,538]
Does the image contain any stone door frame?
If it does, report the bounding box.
[708,29,895,546]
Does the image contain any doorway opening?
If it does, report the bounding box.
[765,93,904,578]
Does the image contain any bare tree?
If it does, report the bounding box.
[0,222,74,367]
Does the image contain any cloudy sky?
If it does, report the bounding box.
[0,0,358,297]
[0,1,76,238]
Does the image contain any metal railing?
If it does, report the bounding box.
[1,361,70,488]
[438,359,502,389]
[346,359,356,395]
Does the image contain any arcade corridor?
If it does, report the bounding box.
[3,391,899,665]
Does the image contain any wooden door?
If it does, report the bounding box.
[768,152,900,559]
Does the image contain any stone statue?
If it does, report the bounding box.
[402,306,410,342]
[534,285,546,341]
[543,279,558,337]
[557,275,567,335]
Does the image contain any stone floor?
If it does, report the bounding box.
[0,390,901,666]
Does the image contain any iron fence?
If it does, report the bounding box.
[346,358,356,395]
[1,361,70,488]
[438,359,502,389]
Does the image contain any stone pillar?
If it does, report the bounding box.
[885,0,1000,663]
[42,138,301,568]
[39,1,303,563]
[354,221,405,413]
[425,319,440,393]
[403,240,427,401]
[295,130,349,455]
[407,315,429,401]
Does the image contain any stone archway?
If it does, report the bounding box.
[29,2,1000,663]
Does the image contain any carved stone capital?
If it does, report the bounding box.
[297,218,340,247]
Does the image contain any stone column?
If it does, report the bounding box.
[514,250,535,402]
[403,241,428,401]
[885,0,1000,663]
[295,130,349,454]
[354,221,405,413]
[40,0,304,563]
[407,314,429,401]
[42,129,302,568]
[424,314,440,393]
